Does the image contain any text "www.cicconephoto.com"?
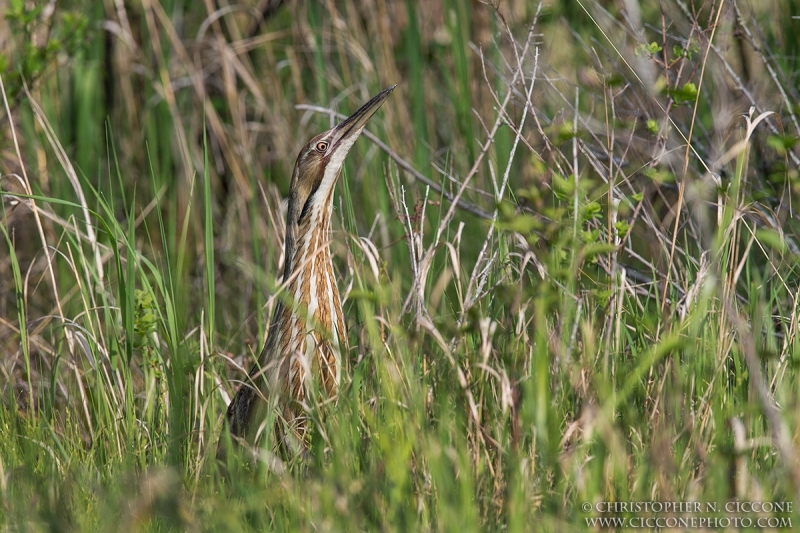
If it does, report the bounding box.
[585,516,792,529]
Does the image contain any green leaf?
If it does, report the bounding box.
[755,229,786,253]
[670,82,698,104]
[346,289,381,304]
[583,201,601,219]
[552,173,575,201]
[635,42,662,58]
[767,134,799,156]
[606,74,625,87]
[582,242,616,259]
[517,186,541,203]
[614,220,630,235]
[643,167,675,184]
[496,213,539,235]
[134,289,158,337]
[595,289,613,306]
[581,229,600,243]
[555,122,578,145]
[671,44,698,60]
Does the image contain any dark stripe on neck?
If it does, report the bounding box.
[297,181,322,225]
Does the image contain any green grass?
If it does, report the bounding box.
[1,0,800,530]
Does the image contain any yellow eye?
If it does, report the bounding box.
[315,141,328,152]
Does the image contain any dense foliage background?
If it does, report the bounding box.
[1,0,800,530]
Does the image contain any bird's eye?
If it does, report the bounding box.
[315,141,328,153]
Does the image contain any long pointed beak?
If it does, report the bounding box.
[328,85,396,152]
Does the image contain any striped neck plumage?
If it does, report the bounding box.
[284,196,334,284]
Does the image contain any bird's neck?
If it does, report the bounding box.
[279,197,344,343]
[284,200,334,287]
[278,197,346,393]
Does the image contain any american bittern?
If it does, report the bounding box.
[224,85,395,449]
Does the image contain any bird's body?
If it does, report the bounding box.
[224,86,395,449]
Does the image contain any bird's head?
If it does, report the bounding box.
[286,85,396,230]
[282,85,395,278]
